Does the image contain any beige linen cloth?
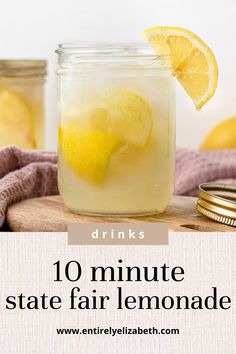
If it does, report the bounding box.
[0,146,58,227]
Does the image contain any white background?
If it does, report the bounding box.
[0,0,235,149]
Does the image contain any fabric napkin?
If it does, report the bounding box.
[175,148,236,196]
[0,146,58,227]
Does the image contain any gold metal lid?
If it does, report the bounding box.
[196,183,236,227]
[0,60,47,77]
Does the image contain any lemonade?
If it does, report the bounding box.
[0,60,47,149]
[56,26,218,216]
[57,45,175,215]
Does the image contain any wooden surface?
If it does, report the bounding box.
[6,195,235,232]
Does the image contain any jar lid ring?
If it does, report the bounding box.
[197,183,236,227]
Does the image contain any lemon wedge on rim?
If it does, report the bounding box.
[144,26,218,110]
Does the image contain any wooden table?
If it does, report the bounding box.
[6,195,235,232]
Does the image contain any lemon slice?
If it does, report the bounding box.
[0,88,35,148]
[144,26,218,110]
[59,125,120,183]
[63,91,153,148]
[102,90,153,147]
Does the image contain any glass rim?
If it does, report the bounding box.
[56,42,169,60]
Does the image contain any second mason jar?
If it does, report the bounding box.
[0,60,47,149]
[56,44,175,216]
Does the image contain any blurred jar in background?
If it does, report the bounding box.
[0,60,47,149]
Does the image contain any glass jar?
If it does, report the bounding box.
[56,44,175,216]
[0,60,47,149]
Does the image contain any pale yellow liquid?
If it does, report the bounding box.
[58,67,175,215]
[0,78,45,149]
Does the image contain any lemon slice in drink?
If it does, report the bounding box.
[65,91,153,148]
[59,125,120,183]
[0,88,35,148]
[59,91,153,183]
[102,90,153,147]
[144,26,218,110]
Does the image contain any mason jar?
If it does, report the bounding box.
[56,44,175,216]
[0,60,47,149]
